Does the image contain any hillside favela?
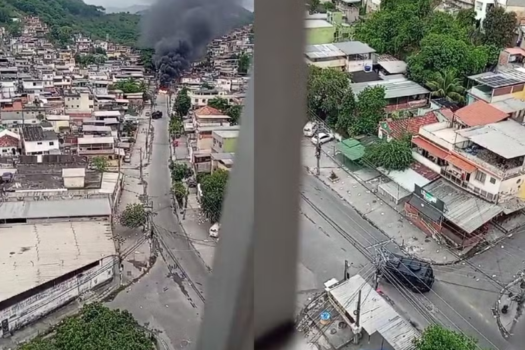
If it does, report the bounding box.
[3,1,525,350]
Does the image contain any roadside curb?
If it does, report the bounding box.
[306,166,461,266]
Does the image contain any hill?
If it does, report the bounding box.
[103,4,149,14]
[0,0,140,46]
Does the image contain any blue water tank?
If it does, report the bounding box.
[364,65,372,72]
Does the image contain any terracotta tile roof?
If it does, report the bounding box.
[454,101,508,127]
[438,108,454,121]
[410,161,440,181]
[194,106,223,116]
[381,112,438,139]
[445,154,477,173]
[0,134,19,148]
[412,136,448,159]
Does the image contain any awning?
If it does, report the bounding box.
[412,136,448,159]
[337,138,366,161]
[445,155,476,173]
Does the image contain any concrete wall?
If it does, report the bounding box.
[0,255,116,336]
[223,137,237,153]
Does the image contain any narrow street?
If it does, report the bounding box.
[108,93,209,350]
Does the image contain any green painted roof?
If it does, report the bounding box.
[337,138,366,161]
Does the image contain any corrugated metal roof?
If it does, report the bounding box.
[329,274,419,350]
[351,78,429,99]
[458,119,525,159]
[491,98,525,114]
[0,198,111,220]
[333,41,376,55]
[424,179,503,233]
[305,44,345,59]
[0,221,116,302]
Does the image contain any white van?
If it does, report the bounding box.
[303,121,318,137]
[209,223,221,238]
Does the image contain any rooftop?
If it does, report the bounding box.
[304,19,333,29]
[329,274,419,350]
[351,78,429,99]
[21,126,57,142]
[305,44,345,60]
[380,112,438,140]
[0,198,111,220]
[424,179,503,233]
[213,130,239,138]
[333,41,376,55]
[469,66,525,88]
[490,97,525,114]
[457,119,525,159]
[454,101,508,127]
[0,221,115,302]
[195,105,226,116]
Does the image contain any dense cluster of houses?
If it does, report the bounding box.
[0,16,150,337]
[178,24,252,177]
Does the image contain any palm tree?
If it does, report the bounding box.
[426,70,466,104]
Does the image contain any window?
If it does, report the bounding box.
[475,1,483,11]
[475,171,487,183]
[37,142,42,145]
[490,177,496,184]
[49,142,54,146]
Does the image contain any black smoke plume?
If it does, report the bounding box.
[140,0,249,88]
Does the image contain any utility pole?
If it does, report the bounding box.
[139,147,143,181]
[343,260,350,281]
[315,126,321,176]
[355,290,362,327]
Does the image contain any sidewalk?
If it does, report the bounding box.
[301,139,458,264]
[170,134,216,270]
[115,115,154,285]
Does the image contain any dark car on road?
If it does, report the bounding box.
[152,111,162,119]
[383,252,435,293]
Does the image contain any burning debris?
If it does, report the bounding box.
[140,0,250,88]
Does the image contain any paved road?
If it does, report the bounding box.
[109,94,209,349]
[298,171,511,350]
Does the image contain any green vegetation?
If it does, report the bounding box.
[91,156,108,173]
[172,181,188,208]
[208,97,243,125]
[169,161,192,182]
[362,135,413,171]
[74,53,106,67]
[306,66,385,136]
[110,78,146,94]
[426,70,466,104]
[308,0,336,13]
[19,303,155,350]
[354,0,515,85]
[174,87,192,117]
[237,52,251,75]
[139,48,155,73]
[0,0,140,46]
[414,324,481,350]
[169,116,183,137]
[120,203,148,229]
[200,169,229,224]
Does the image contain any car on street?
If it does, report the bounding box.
[123,154,131,163]
[303,121,318,137]
[152,111,162,119]
[209,223,221,238]
[145,111,151,116]
[311,133,334,145]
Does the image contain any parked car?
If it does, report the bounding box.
[152,111,162,119]
[311,133,334,145]
[209,223,221,238]
[123,154,131,163]
[145,111,151,116]
[303,121,318,137]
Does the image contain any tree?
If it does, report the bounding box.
[202,81,214,89]
[123,121,137,135]
[362,136,413,171]
[174,87,191,117]
[172,181,188,207]
[208,97,230,113]
[169,116,183,137]
[406,34,488,85]
[307,66,352,127]
[237,53,251,75]
[482,7,517,48]
[308,0,321,13]
[319,1,336,12]
[19,303,154,350]
[139,48,155,72]
[92,156,108,172]
[226,105,243,125]
[201,169,229,223]
[94,47,106,55]
[120,203,148,229]
[413,324,479,350]
[170,162,192,182]
[110,78,144,94]
[36,113,45,120]
[426,70,466,104]
[348,86,386,136]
